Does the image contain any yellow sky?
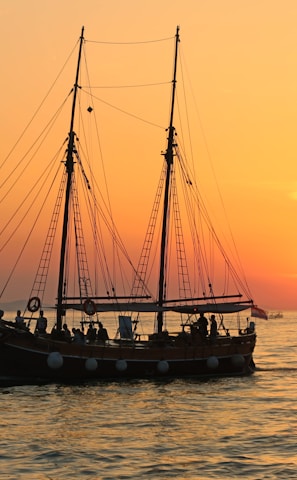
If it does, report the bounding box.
[1,0,297,310]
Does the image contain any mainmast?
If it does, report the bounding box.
[156,26,180,333]
[56,27,84,330]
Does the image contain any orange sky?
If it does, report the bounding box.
[1,1,297,310]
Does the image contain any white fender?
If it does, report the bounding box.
[207,356,219,369]
[85,358,98,371]
[47,351,63,369]
[116,359,127,372]
[157,360,169,374]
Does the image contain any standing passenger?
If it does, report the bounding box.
[86,323,97,342]
[210,315,218,339]
[15,310,26,329]
[197,313,208,338]
[62,323,72,341]
[97,322,109,344]
[35,310,47,334]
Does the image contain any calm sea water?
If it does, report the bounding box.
[0,312,296,479]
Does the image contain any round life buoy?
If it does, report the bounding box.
[83,299,96,316]
[27,296,41,313]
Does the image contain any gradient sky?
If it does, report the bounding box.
[1,0,297,310]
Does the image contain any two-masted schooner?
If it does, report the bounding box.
[0,27,266,383]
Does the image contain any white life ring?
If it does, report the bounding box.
[83,299,96,316]
[27,296,41,313]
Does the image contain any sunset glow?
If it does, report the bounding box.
[1,1,297,310]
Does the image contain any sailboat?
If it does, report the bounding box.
[0,27,265,383]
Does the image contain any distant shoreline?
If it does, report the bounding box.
[0,300,28,311]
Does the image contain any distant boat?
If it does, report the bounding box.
[268,311,283,319]
[0,27,266,383]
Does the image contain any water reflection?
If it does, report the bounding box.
[0,314,297,478]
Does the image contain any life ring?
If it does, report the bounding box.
[83,299,96,316]
[27,296,41,313]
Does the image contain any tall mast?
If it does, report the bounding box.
[156,26,180,333]
[56,27,84,330]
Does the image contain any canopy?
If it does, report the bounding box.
[62,300,252,315]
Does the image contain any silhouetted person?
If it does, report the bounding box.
[197,312,208,338]
[86,323,97,342]
[72,328,85,344]
[35,310,47,334]
[15,310,26,329]
[97,322,109,344]
[62,323,72,341]
[210,314,218,340]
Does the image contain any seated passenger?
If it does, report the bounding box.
[72,328,85,344]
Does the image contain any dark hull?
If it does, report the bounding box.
[0,324,256,384]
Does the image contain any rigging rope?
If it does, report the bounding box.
[0,94,71,197]
[81,88,165,130]
[0,39,80,172]
[81,81,171,89]
[0,150,64,247]
[86,36,174,45]
[0,162,63,299]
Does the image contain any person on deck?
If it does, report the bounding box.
[197,312,208,338]
[62,323,72,341]
[72,328,85,344]
[86,323,97,343]
[209,314,218,340]
[15,310,26,329]
[35,310,47,334]
[97,322,109,344]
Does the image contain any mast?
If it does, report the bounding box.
[56,27,84,330]
[156,26,180,333]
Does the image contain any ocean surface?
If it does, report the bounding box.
[0,311,296,479]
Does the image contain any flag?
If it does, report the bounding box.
[251,306,268,320]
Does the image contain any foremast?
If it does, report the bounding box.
[56,27,84,331]
[156,26,180,334]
